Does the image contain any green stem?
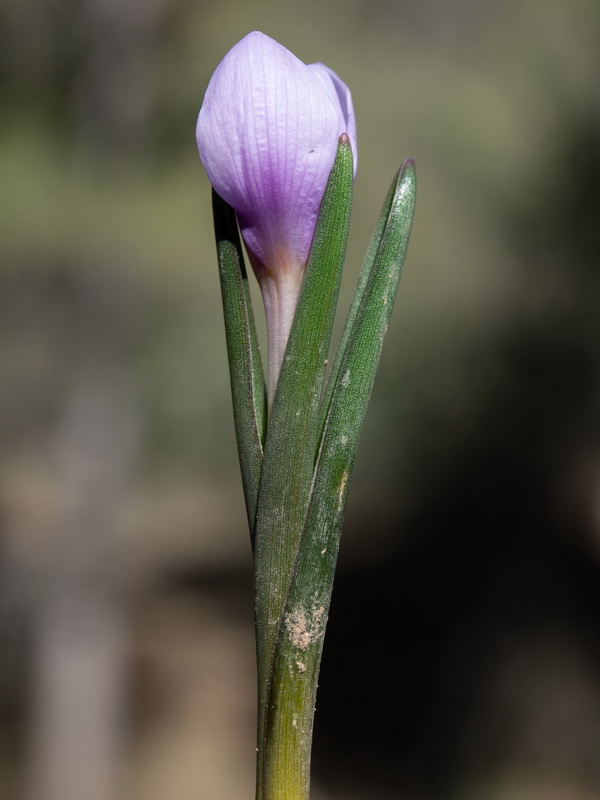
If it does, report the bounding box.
[262,634,323,800]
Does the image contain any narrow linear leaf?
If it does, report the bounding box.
[319,161,404,440]
[264,160,416,796]
[213,190,267,530]
[253,136,354,753]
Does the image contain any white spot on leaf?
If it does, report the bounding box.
[285,604,326,651]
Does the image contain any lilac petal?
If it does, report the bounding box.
[307,63,357,173]
[196,31,343,275]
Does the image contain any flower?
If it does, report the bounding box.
[197,31,356,402]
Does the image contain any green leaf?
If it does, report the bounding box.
[263,159,416,798]
[318,164,402,437]
[252,136,354,788]
[212,190,267,531]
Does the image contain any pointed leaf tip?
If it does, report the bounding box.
[399,157,416,186]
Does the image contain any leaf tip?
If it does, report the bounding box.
[395,158,417,207]
[399,157,416,183]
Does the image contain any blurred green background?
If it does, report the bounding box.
[1,0,599,798]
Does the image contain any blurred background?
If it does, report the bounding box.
[1,0,599,798]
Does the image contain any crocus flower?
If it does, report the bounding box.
[196,31,356,402]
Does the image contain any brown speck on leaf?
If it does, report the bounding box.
[285,604,326,651]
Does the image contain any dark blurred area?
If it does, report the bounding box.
[1,1,599,798]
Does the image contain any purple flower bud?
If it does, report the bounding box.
[197,31,356,401]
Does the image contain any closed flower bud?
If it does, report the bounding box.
[197,31,356,401]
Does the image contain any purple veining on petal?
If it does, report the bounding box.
[307,62,357,173]
[196,31,356,401]
[196,32,355,275]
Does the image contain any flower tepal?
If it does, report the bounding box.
[196,31,356,401]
